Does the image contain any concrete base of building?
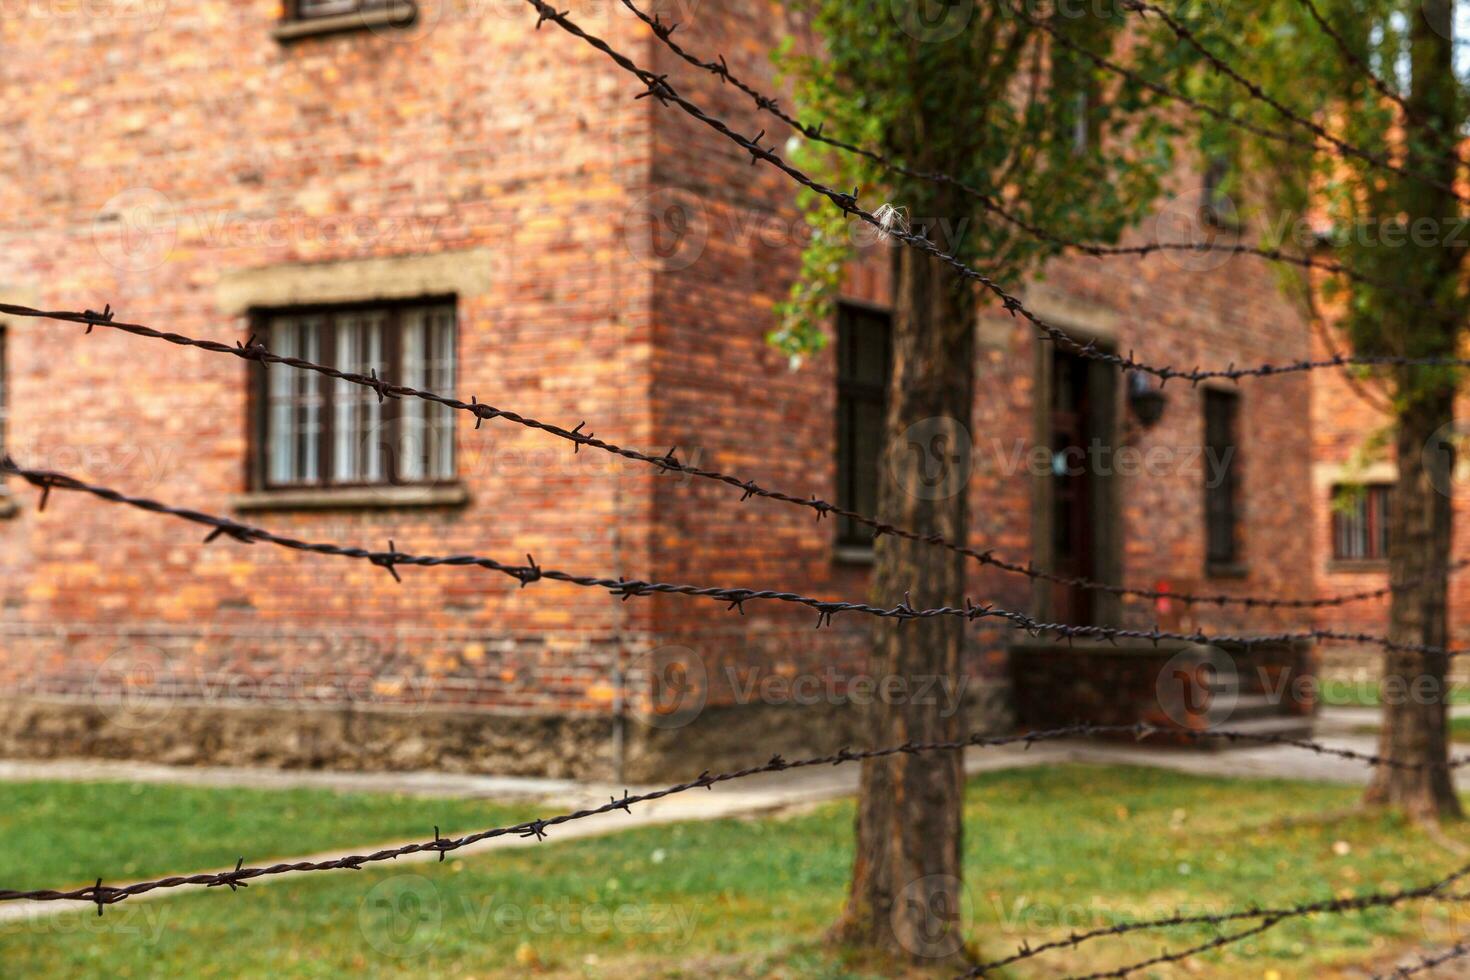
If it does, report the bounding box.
[0,685,1012,784]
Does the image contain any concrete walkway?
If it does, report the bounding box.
[0,731,1398,925]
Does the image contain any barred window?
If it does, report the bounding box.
[0,327,7,464]
[835,303,891,550]
[254,302,456,489]
[1203,389,1241,567]
[289,0,401,20]
[0,327,7,470]
[1333,484,1392,561]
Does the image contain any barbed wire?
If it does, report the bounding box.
[0,715,1462,913]
[621,0,1462,319]
[7,454,1469,662]
[529,0,1470,385]
[5,300,1425,615]
[1122,0,1469,206]
[1376,940,1470,978]
[1289,0,1458,159]
[966,860,1470,975]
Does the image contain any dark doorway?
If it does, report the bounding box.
[1048,349,1118,626]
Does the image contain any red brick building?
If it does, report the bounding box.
[0,0,1318,779]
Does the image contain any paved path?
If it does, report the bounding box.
[0,732,1397,925]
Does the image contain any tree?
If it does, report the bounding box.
[1196,0,1467,819]
[773,1,1187,960]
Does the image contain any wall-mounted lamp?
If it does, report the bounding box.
[1128,372,1168,428]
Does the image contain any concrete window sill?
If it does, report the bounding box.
[1205,561,1249,580]
[833,545,876,566]
[232,484,469,513]
[272,3,417,42]
[1328,559,1390,575]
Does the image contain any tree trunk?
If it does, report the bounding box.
[834,228,975,962]
[1363,1,1462,821]
[1365,386,1461,820]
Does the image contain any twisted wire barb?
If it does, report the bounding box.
[5,455,1469,665]
[1376,940,1470,978]
[3,300,1423,613]
[528,0,1470,384]
[622,0,1457,317]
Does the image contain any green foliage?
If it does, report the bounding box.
[771,0,1189,357]
[1188,0,1469,386]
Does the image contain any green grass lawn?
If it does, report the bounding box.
[1351,715,1470,741]
[0,780,536,892]
[3,765,1469,977]
[1320,679,1470,707]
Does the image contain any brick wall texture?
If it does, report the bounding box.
[0,0,1320,774]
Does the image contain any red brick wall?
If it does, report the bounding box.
[0,0,660,714]
[639,1,1317,712]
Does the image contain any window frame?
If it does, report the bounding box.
[834,301,892,554]
[285,0,404,21]
[247,296,458,493]
[1331,483,1393,563]
[1202,387,1243,572]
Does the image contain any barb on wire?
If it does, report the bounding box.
[5,301,1421,614]
[1058,916,1287,980]
[1121,0,1468,205]
[966,860,1470,975]
[0,720,1462,911]
[620,0,1459,319]
[1290,0,1456,157]
[6,455,1470,671]
[526,0,1470,385]
[1376,940,1470,978]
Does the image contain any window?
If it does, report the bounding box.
[0,327,7,463]
[1333,484,1392,561]
[835,304,891,550]
[1201,155,1239,230]
[288,0,402,20]
[1203,389,1241,568]
[254,301,456,489]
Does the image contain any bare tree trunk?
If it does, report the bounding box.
[834,229,975,962]
[1364,1,1463,821]
[1365,386,1461,820]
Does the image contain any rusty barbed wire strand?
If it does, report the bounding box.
[620,0,1461,318]
[965,860,1470,975]
[5,454,1470,671]
[1375,940,1470,978]
[1121,0,1469,205]
[0,717,1464,912]
[1058,916,1288,979]
[527,0,1470,385]
[2,301,1424,615]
